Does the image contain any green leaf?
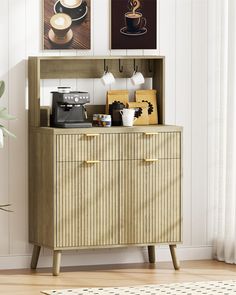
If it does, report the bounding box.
[0,108,16,120]
[0,126,16,138]
[0,204,13,213]
[0,81,5,98]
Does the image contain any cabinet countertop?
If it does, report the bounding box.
[31,125,183,135]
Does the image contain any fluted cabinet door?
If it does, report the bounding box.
[56,161,119,248]
[120,159,181,244]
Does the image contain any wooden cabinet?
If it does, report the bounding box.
[28,56,182,276]
[55,130,181,248]
[29,127,182,275]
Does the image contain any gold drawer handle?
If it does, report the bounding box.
[85,160,100,164]
[144,159,159,162]
[85,134,100,137]
[144,132,159,136]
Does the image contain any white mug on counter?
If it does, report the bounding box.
[120,108,137,127]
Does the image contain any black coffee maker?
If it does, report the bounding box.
[109,101,125,126]
[51,90,92,128]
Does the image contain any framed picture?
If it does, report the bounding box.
[43,0,90,50]
[111,0,156,50]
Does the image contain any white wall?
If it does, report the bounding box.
[0,0,217,269]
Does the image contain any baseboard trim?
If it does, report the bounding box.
[0,245,213,270]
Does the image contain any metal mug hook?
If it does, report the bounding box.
[133,59,139,73]
[148,60,153,73]
[119,59,123,73]
[104,59,108,73]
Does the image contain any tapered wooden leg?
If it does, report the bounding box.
[148,245,156,263]
[169,244,180,270]
[31,245,41,270]
[53,250,62,276]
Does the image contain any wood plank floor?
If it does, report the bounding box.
[0,260,236,295]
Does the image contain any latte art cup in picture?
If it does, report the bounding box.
[60,0,82,9]
[50,13,72,38]
[48,13,73,46]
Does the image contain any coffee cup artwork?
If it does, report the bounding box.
[44,0,91,49]
[60,0,82,9]
[121,1,147,36]
[49,13,73,45]
[111,0,156,49]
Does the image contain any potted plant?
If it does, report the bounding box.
[0,80,15,212]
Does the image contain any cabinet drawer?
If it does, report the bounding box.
[120,132,181,160]
[56,133,120,162]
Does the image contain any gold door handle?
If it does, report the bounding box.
[85,160,100,164]
[144,132,159,136]
[85,134,100,137]
[144,159,159,162]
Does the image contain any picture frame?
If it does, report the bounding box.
[43,0,91,50]
[111,0,157,50]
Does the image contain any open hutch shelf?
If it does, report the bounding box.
[28,56,165,128]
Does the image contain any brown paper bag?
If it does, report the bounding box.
[135,90,158,124]
[128,102,149,125]
[106,90,129,114]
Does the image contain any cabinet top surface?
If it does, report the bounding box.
[33,125,183,135]
[29,56,165,61]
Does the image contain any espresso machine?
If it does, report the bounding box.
[51,90,92,128]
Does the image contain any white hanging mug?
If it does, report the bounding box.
[101,71,115,85]
[120,109,137,127]
[131,71,145,85]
